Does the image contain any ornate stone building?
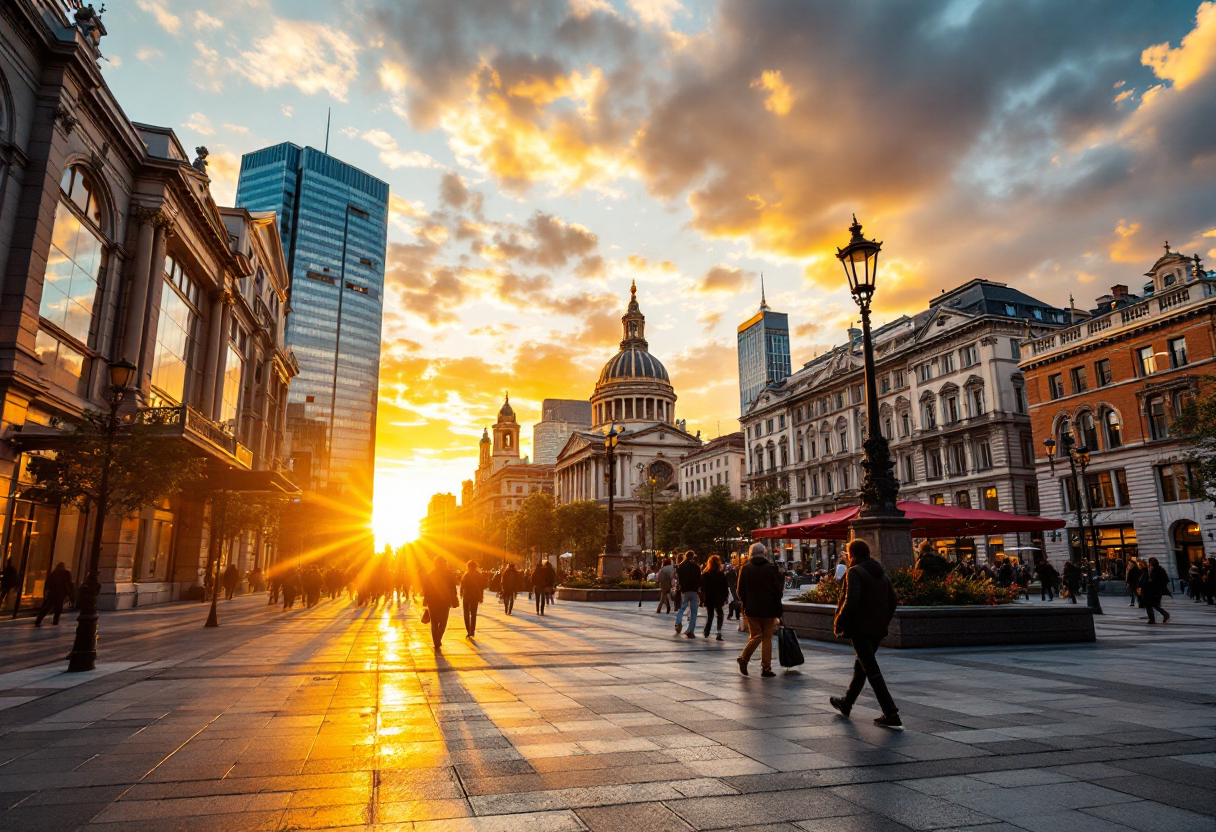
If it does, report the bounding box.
[0,2,297,614]
[741,280,1066,567]
[467,396,554,544]
[679,432,746,500]
[555,283,701,557]
[1020,248,1216,581]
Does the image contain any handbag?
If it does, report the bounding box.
[421,608,431,624]
[777,623,804,668]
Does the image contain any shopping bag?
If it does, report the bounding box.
[421,608,431,624]
[777,624,804,668]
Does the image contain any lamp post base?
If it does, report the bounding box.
[849,515,915,573]
[66,577,101,673]
[597,553,624,580]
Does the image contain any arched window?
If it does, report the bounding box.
[923,400,937,429]
[1077,410,1099,450]
[780,441,789,467]
[1058,416,1072,446]
[1103,409,1123,449]
[35,164,109,395]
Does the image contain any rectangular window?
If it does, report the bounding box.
[960,345,978,368]
[839,430,848,452]
[1147,395,1171,440]
[927,449,943,479]
[918,363,933,383]
[1168,337,1188,368]
[1137,345,1157,376]
[900,413,911,437]
[811,473,819,496]
[901,454,915,484]
[1095,359,1112,387]
[1020,433,1035,468]
[825,472,833,493]
[945,396,959,424]
[970,388,984,417]
[893,369,906,388]
[880,375,890,394]
[976,439,993,470]
[940,353,955,374]
[1025,484,1040,514]
[220,344,243,428]
[931,493,945,506]
[1014,384,1027,414]
[1010,339,1021,359]
[948,443,967,476]
[1159,463,1202,502]
[983,486,999,511]
[766,418,773,434]
[150,279,197,406]
[955,490,971,509]
[778,415,786,429]
[1086,471,1117,509]
[1071,367,1088,393]
[34,329,89,397]
[1048,374,1064,400]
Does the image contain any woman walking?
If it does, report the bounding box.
[1138,556,1171,624]
[501,563,521,615]
[700,555,729,641]
[532,559,557,616]
[461,561,486,638]
[423,557,460,649]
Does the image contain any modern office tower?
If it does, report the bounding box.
[532,399,593,465]
[737,284,791,416]
[236,144,389,499]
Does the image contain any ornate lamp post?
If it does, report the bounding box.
[68,358,137,672]
[1043,434,1103,614]
[836,217,913,570]
[599,425,624,578]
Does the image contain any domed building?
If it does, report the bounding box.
[555,283,702,567]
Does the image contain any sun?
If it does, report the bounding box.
[371,469,427,549]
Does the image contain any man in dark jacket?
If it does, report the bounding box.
[424,557,460,648]
[675,551,702,638]
[222,563,241,599]
[1035,559,1058,601]
[736,544,783,677]
[532,560,557,615]
[830,539,902,728]
[1138,556,1171,624]
[34,562,72,627]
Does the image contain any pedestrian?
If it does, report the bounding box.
[834,555,848,582]
[423,556,460,649]
[34,562,72,627]
[303,566,323,608]
[461,561,486,638]
[829,539,902,728]
[501,563,520,614]
[655,557,675,614]
[1188,562,1203,602]
[1137,556,1171,624]
[674,551,701,639]
[700,555,728,640]
[1035,559,1058,602]
[532,558,556,615]
[222,563,240,600]
[1205,557,1216,605]
[282,570,300,609]
[725,564,741,622]
[1062,561,1081,604]
[0,559,17,608]
[735,543,783,677]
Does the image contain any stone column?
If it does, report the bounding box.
[120,211,156,367]
[200,293,223,417]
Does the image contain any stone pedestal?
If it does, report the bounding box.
[597,553,623,580]
[849,515,915,573]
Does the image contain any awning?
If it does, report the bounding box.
[754,500,1066,540]
[200,468,301,495]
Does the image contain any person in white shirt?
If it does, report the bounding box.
[835,557,848,582]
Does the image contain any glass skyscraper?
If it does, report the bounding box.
[737,295,791,416]
[236,144,389,501]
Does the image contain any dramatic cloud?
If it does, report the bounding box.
[230,18,360,100]
[696,265,752,294]
[137,0,181,35]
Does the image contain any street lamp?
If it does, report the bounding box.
[599,425,624,578]
[1043,433,1103,614]
[67,358,137,672]
[836,217,912,568]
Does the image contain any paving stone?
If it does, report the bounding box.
[829,783,997,830]
[1083,799,1216,832]
[576,801,692,831]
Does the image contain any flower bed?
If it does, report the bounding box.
[791,568,1018,607]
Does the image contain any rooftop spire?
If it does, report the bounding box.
[620,280,647,349]
[759,273,770,311]
[1164,240,1171,253]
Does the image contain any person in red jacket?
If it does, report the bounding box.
[830,539,901,728]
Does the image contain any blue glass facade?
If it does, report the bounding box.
[737,309,791,415]
[236,144,389,500]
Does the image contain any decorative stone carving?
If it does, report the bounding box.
[134,206,174,233]
[192,146,209,175]
[53,104,79,135]
[74,5,107,46]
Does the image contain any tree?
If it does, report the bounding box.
[656,486,752,557]
[554,500,624,571]
[202,490,288,626]
[746,486,791,530]
[1174,377,1216,501]
[508,492,558,559]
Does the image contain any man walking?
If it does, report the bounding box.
[501,563,521,615]
[461,561,486,638]
[1138,556,1171,624]
[674,551,701,638]
[34,562,72,627]
[655,558,675,614]
[532,558,557,616]
[222,563,240,600]
[1125,559,1142,607]
[1035,559,1057,602]
[830,539,902,728]
[736,543,783,677]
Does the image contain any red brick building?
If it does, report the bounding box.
[1020,247,1215,582]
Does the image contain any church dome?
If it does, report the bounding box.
[598,349,670,384]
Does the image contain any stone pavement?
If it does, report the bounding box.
[0,590,1214,832]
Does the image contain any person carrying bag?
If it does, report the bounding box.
[777,620,804,669]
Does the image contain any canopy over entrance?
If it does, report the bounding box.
[753,500,1065,540]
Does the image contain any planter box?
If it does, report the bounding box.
[780,601,1095,649]
[557,587,662,602]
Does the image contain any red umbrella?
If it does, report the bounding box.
[753,500,1065,540]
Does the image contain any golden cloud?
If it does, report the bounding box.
[1142,2,1216,90]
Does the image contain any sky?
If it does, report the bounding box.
[98,0,1216,546]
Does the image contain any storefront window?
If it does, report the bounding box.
[132,516,174,583]
[220,344,243,429]
[1072,525,1137,579]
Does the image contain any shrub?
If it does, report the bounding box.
[790,568,1016,607]
[559,567,655,590]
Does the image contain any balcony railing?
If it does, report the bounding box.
[1024,278,1216,362]
[136,404,253,469]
